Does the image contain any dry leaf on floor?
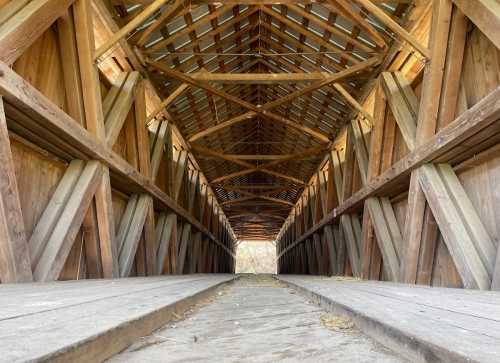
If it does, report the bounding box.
[320,314,354,331]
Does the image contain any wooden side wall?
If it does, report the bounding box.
[0,0,235,283]
[277,1,500,291]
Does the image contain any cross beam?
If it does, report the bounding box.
[149,56,381,143]
[190,72,343,84]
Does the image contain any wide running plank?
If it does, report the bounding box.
[278,275,500,363]
[0,274,235,362]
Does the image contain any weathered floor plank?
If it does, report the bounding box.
[111,275,404,362]
[277,275,500,363]
[0,274,235,362]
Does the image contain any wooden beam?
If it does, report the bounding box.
[330,135,362,277]
[193,144,309,185]
[219,184,290,190]
[74,0,120,278]
[351,0,431,58]
[145,4,235,54]
[188,112,256,142]
[438,8,468,128]
[177,223,192,273]
[136,0,184,46]
[277,87,500,262]
[200,145,327,169]
[333,83,374,126]
[0,97,33,282]
[191,144,255,168]
[149,120,169,180]
[190,72,346,84]
[327,0,387,49]
[58,6,103,278]
[380,72,418,150]
[493,242,500,290]
[365,197,401,281]
[0,58,233,258]
[146,83,189,125]
[94,0,172,60]
[116,194,153,277]
[401,0,453,284]
[187,170,200,214]
[0,0,75,64]
[189,231,202,273]
[452,0,500,51]
[135,80,156,276]
[418,164,495,290]
[173,150,188,202]
[155,212,177,274]
[348,96,402,281]
[257,56,382,111]
[30,161,103,281]
[223,196,294,207]
[228,212,285,221]
[150,59,379,142]
[360,81,385,280]
[104,72,141,146]
[216,153,319,161]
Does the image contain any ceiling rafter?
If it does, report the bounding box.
[110,0,413,239]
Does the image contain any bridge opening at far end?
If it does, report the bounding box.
[235,240,277,274]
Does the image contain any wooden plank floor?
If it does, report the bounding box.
[0,274,235,362]
[111,275,404,362]
[277,275,500,363]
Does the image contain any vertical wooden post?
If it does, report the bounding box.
[135,80,156,275]
[401,0,453,284]
[74,0,119,278]
[0,97,33,282]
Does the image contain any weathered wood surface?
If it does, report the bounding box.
[0,274,235,362]
[111,275,403,362]
[277,86,500,259]
[278,275,500,363]
[0,60,233,258]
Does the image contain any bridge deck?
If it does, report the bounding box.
[2,274,499,362]
[0,274,235,362]
[111,275,404,362]
[278,275,500,363]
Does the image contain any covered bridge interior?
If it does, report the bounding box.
[0,0,499,361]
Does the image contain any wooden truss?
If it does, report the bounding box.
[276,0,500,291]
[0,0,500,292]
[0,0,235,282]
